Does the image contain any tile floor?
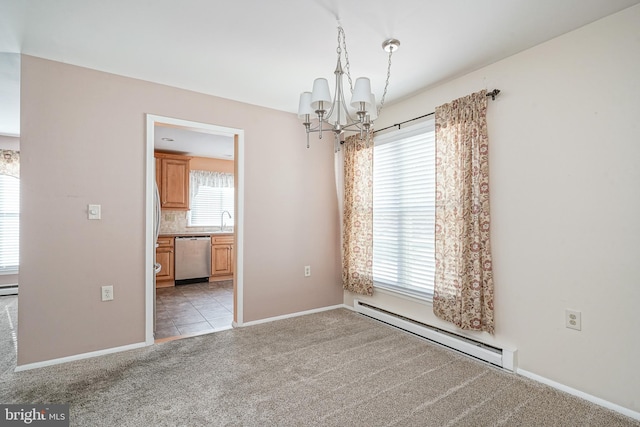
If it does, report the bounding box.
[155,280,233,340]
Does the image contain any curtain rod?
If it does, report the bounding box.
[373,89,500,134]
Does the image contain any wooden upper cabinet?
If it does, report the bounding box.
[155,152,191,210]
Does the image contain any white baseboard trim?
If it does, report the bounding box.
[517,369,640,421]
[14,341,148,372]
[239,304,348,327]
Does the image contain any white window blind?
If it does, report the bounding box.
[189,170,234,227]
[373,119,435,299]
[0,174,19,274]
[190,187,234,227]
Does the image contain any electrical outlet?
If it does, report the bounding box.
[101,285,114,302]
[565,309,581,331]
[88,204,101,220]
[304,266,311,277]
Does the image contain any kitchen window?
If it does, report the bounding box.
[189,170,234,227]
[0,174,19,274]
[373,119,435,299]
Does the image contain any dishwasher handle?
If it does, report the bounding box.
[175,236,212,241]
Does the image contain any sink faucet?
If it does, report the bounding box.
[221,210,232,230]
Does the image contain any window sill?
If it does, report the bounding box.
[373,283,433,305]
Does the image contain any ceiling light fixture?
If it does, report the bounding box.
[298,26,400,149]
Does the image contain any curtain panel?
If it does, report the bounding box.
[433,90,495,334]
[342,134,374,296]
[189,170,233,208]
[0,150,19,178]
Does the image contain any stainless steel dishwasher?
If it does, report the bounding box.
[174,236,211,284]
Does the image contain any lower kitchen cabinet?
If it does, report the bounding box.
[156,236,174,287]
[211,235,234,281]
[155,234,233,285]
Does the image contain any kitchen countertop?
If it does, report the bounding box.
[159,231,233,237]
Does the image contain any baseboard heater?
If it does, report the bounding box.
[0,284,18,296]
[353,299,516,371]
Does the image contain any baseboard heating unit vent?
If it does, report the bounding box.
[354,299,516,371]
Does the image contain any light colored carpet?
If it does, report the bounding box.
[0,296,638,426]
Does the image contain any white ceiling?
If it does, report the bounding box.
[0,53,20,136]
[154,123,234,159]
[1,0,639,149]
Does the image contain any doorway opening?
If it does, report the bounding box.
[145,115,244,344]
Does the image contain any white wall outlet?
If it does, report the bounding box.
[565,309,581,331]
[88,204,101,220]
[304,265,311,277]
[101,285,114,301]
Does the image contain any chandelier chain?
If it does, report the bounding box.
[378,48,394,115]
[338,27,354,93]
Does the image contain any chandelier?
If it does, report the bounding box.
[297,26,400,149]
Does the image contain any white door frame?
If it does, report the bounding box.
[145,114,245,344]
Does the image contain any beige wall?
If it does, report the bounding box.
[347,5,640,413]
[0,135,20,149]
[19,56,342,365]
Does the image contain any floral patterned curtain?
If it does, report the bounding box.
[342,134,374,296]
[0,150,19,178]
[433,90,495,334]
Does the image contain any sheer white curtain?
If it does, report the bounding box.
[0,150,19,178]
[189,170,234,208]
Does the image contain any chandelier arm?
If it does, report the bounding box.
[306,121,339,134]
[325,93,361,130]
[323,59,342,125]
[323,55,360,130]
[342,108,360,127]
[340,119,366,130]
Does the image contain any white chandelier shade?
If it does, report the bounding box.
[297,92,313,118]
[350,77,373,108]
[311,78,332,108]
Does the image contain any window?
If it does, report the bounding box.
[373,119,435,299]
[188,170,234,227]
[0,174,19,274]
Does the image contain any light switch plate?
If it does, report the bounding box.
[88,204,101,220]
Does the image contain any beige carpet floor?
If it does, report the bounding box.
[0,296,638,426]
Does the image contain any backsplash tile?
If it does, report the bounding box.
[159,210,223,234]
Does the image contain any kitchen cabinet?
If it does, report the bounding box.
[155,152,191,210]
[211,235,234,281]
[156,236,175,287]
